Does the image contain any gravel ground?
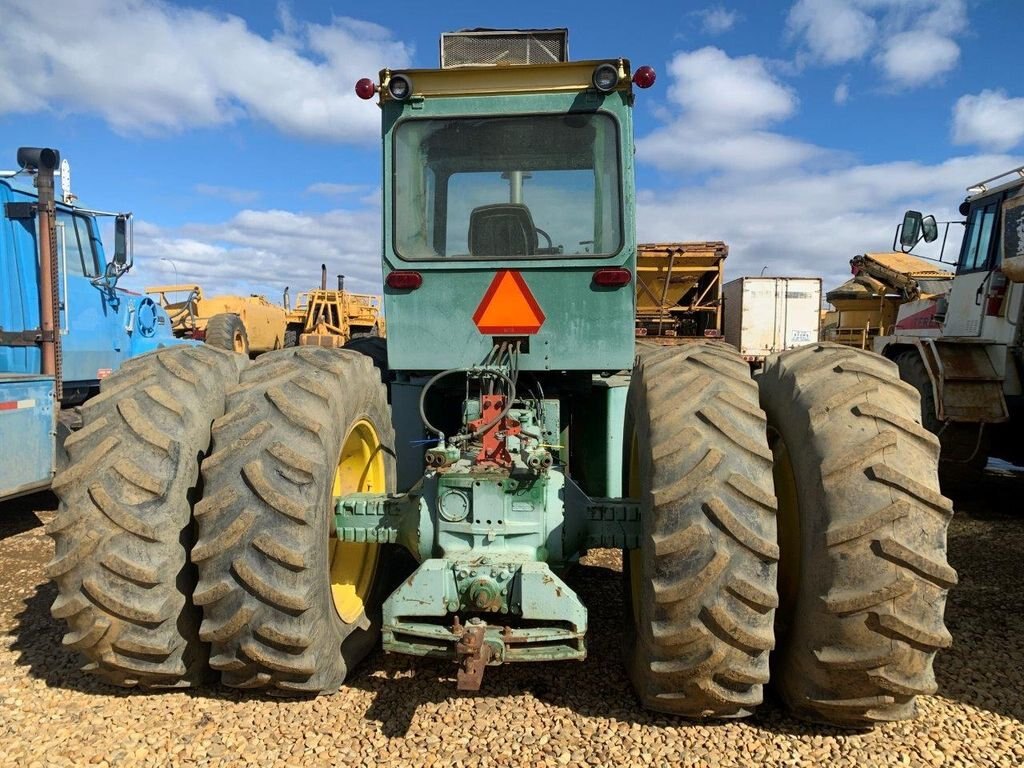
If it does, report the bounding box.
[1,474,1022,768]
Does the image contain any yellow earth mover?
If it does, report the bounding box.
[146,284,287,356]
[634,241,726,339]
[283,264,385,347]
[822,252,953,349]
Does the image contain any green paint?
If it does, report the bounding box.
[334,45,650,674]
[381,90,637,372]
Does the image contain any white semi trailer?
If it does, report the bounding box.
[723,276,822,366]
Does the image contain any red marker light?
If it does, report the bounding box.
[632,66,656,89]
[593,268,632,287]
[386,270,422,290]
[355,78,377,100]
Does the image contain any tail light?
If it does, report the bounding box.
[386,271,422,290]
[593,268,632,287]
[986,271,1008,316]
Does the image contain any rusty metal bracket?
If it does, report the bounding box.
[455,620,492,691]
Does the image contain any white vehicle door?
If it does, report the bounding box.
[942,199,999,337]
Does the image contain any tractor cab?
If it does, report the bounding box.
[358,29,653,374]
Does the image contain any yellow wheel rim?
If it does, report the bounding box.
[232,329,246,354]
[627,431,643,626]
[329,419,385,624]
[769,428,801,631]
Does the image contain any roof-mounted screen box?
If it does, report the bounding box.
[440,28,569,69]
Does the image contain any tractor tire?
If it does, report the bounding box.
[343,336,391,386]
[46,345,245,688]
[193,347,404,694]
[895,350,989,490]
[624,341,778,718]
[205,313,249,356]
[759,343,956,727]
[283,326,300,348]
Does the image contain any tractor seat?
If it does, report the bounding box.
[468,204,538,257]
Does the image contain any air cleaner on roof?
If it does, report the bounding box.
[440,28,569,69]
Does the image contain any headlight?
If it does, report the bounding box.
[592,63,619,93]
[388,74,413,101]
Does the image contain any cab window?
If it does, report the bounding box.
[55,211,87,276]
[958,202,998,274]
[74,215,102,276]
[394,113,622,260]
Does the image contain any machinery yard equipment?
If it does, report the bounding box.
[0,148,191,502]
[723,276,822,366]
[145,284,288,356]
[47,30,954,728]
[634,241,726,339]
[874,166,1024,485]
[283,264,384,347]
[823,252,954,350]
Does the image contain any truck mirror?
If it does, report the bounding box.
[900,210,923,249]
[921,214,939,243]
[113,215,129,268]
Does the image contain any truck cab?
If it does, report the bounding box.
[875,166,1024,476]
[1,152,178,500]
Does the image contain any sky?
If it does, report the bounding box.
[2,0,1023,300]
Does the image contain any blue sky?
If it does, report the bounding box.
[2,0,1022,299]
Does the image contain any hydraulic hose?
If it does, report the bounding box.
[418,367,517,442]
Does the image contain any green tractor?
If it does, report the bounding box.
[48,29,954,727]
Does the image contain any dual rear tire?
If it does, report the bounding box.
[626,342,955,726]
[192,346,403,693]
[48,345,398,692]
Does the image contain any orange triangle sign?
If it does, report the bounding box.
[473,270,546,335]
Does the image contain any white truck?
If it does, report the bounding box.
[723,276,822,366]
[874,165,1024,487]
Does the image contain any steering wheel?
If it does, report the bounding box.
[535,227,553,250]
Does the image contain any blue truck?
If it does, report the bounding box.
[0,147,180,501]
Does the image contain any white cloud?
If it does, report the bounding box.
[125,206,384,300]
[786,0,967,88]
[833,81,850,105]
[639,127,820,173]
[637,153,1021,292]
[637,35,1018,292]
[698,7,740,35]
[0,0,410,142]
[666,48,797,128]
[787,0,877,64]
[952,90,1024,151]
[637,48,819,173]
[305,182,370,198]
[877,31,959,86]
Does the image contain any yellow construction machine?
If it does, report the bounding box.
[822,252,953,349]
[145,284,288,355]
[282,264,385,347]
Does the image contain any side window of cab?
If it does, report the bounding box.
[74,215,102,276]
[55,210,87,276]
[957,201,998,274]
[53,211,102,277]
